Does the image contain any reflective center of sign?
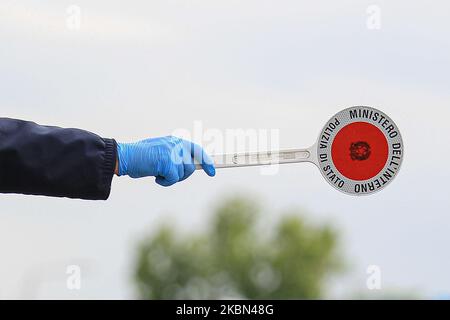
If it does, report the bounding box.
[331,122,388,181]
[350,141,371,161]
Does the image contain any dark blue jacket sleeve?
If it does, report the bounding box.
[0,118,117,200]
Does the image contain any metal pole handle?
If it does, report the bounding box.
[195,147,314,170]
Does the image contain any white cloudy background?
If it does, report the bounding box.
[0,0,449,298]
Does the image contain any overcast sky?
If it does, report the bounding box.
[1,0,450,298]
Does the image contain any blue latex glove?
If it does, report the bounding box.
[116,136,215,186]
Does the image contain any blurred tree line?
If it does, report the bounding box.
[134,197,343,299]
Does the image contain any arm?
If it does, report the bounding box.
[0,118,215,200]
[0,118,116,200]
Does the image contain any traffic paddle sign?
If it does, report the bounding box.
[197,106,403,196]
[316,106,403,195]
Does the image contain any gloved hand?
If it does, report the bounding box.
[116,136,215,186]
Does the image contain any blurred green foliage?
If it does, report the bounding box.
[134,197,342,299]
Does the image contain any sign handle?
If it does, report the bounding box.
[195,148,314,170]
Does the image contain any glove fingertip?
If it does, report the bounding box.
[203,164,216,177]
[155,176,175,187]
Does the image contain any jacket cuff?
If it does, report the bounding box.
[100,138,117,200]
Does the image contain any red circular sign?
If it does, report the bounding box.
[331,122,388,181]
